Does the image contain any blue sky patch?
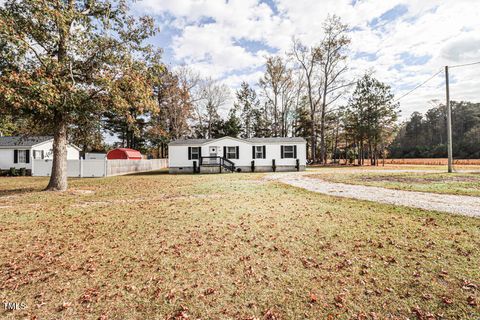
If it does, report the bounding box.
[354,51,377,61]
[233,39,278,54]
[399,52,432,65]
[369,4,409,29]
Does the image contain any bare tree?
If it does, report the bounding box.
[291,68,306,137]
[259,56,296,137]
[290,38,323,162]
[290,15,350,163]
[174,66,203,135]
[198,78,230,138]
[317,15,351,163]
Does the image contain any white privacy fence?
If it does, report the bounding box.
[32,159,168,177]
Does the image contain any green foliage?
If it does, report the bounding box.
[390,101,480,158]
[222,108,242,138]
[18,167,26,176]
[234,81,260,138]
[346,73,399,164]
[0,0,160,189]
[8,167,17,176]
[0,114,18,136]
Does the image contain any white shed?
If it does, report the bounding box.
[168,136,307,173]
[0,136,80,174]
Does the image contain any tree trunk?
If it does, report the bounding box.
[319,111,326,164]
[310,112,316,163]
[46,114,68,191]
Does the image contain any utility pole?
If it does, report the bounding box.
[445,66,453,173]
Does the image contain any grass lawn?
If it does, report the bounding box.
[0,170,479,319]
[307,170,480,197]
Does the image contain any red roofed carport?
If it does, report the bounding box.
[107,148,142,160]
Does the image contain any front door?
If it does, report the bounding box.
[209,146,217,157]
[209,146,218,164]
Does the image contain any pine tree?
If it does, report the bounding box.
[234,82,260,138]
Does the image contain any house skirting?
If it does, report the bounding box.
[169,165,305,174]
[169,167,196,174]
[237,165,306,172]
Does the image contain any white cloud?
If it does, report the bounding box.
[134,0,480,118]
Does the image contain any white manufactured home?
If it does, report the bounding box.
[0,136,80,174]
[168,136,307,173]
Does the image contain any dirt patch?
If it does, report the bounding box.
[69,189,96,195]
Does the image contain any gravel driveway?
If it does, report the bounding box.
[268,173,480,218]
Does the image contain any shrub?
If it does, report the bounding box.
[19,167,27,176]
[9,167,18,176]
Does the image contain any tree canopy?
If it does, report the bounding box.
[0,0,160,190]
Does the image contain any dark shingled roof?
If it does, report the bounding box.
[169,136,306,146]
[168,138,213,146]
[0,136,53,147]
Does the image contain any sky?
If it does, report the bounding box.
[132,0,480,120]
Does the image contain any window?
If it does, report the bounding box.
[190,147,200,160]
[226,146,237,159]
[282,145,295,158]
[255,146,264,159]
[18,150,27,163]
[33,150,43,159]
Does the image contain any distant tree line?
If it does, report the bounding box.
[389,101,480,158]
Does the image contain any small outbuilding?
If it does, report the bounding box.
[107,148,142,160]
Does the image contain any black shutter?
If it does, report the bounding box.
[223,146,227,158]
[199,147,202,158]
[41,150,44,159]
[294,145,297,158]
[25,150,30,163]
[252,146,256,159]
[280,146,284,159]
[188,147,192,160]
[13,150,18,163]
[236,146,239,159]
[263,145,266,159]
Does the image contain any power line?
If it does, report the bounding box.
[394,61,480,102]
[449,61,480,69]
[395,69,442,102]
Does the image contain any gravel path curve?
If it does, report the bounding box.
[268,173,480,218]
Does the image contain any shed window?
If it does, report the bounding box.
[18,150,27,163]
[226,146,237,159]
[190,147,200,160]
[33,150,43,159]
[282,145,295,158]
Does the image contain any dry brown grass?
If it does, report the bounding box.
[383,159,480,165]
[0,171,479,319]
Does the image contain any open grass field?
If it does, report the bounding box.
[307,169,480,197]
[1,169,479,319]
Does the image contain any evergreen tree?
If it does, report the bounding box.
[346,73,399,165]
[234,81,260,138]
[223,108,242,137]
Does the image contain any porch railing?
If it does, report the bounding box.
[199,156,235,172]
